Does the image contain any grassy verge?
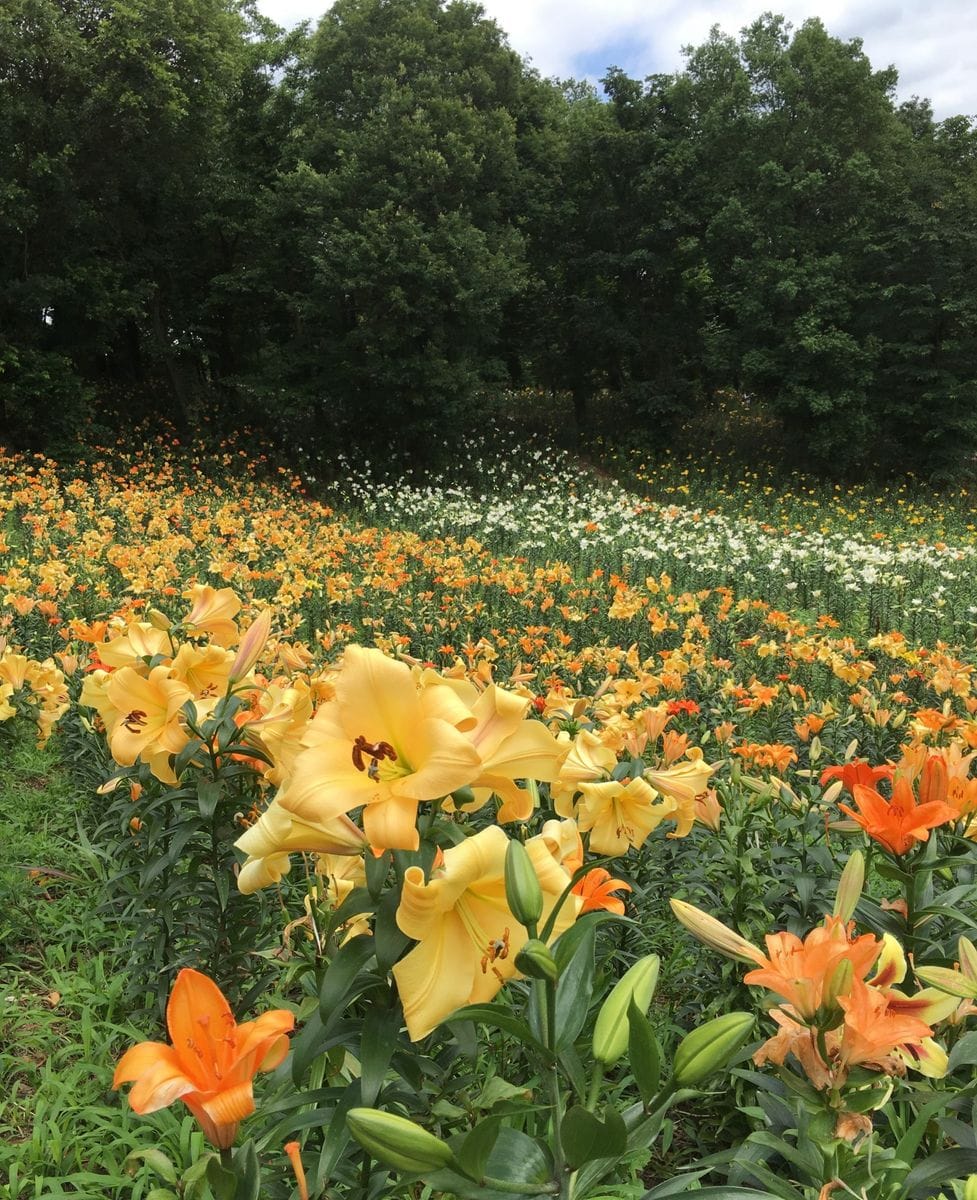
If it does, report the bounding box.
[0,723,189,1198]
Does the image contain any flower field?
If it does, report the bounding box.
[4,428,977,1199]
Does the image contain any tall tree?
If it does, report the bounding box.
[245,0,532,456]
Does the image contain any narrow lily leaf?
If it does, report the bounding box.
[904,1149,977,1198]
[360,1004,401,1106]
[554,919,596,1049]
[374,887,411,971]
[448,1004,548,1054]
[318,934,377,1023]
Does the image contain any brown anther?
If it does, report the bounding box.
[122,709,148,733]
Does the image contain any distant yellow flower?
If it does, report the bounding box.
[182,585,241,647]
[575,777,675,855]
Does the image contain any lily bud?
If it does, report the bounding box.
[229,608,273,682]
[672,1012,754,1086]
[593,954,660,1065]
[822,957,854,1017]
[670,899,764,964]
[347,1108,457,1173]
[515,939,559,983]
[504,838,543,928]
[147,608,172,632]
[833,850,865,923]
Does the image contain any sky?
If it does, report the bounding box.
[254,0,975,121]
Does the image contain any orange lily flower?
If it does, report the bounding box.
[839,776,957,856]
[743,916,881,1022]
[820,759,894,796]
[837,977,936,1072]
[572,867,632,915]
[113,968,294,1149]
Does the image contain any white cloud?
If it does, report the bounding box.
[254,0,976,120]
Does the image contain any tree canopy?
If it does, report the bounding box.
[1,1,975,476]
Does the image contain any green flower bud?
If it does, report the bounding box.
[515,938,559,982]
[833,850,864,924]
[147,608,173,631]
[347,1108,457,1173]
[593,954,660,1066]
[672,1012,754,1085]
[504,838,543,928]
[964,1175,977,1200]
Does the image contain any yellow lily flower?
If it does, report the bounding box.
[576,776,676,855]
[644,755,715,836]
[443,684,564,823]
[280,647,482,851]
[98,623,172,671]
[96,665,193,782]
[169,642,234,708]
[550,729,617,815]
[182,584,241,647]
[392,825,579,1040]
[235,800,366,894]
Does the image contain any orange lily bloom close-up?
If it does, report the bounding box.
[743,915,881,1022]
[114,968,294,1149]
[840,776,958,856]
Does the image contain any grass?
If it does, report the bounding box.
[0,724,191,1197]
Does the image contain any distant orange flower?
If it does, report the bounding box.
[571,867,632,915]
[840,777,957,856]
[113,968,294,1149]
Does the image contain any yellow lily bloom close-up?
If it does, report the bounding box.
[83,664,193,783]
[281,647,484,851]
[392,824,579,1040]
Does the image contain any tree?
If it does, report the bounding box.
[245,0,533,457]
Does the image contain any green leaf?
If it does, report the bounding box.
[561,1106,605,1169]
[374,886,411,972]
[458,1116,501,1181]
[232,1140,261,1200]
[904,1148,977,1197]
[628,1001,661,1104]
[359,1003,401,1106]
[365,849,391,899]
[447,1004,548,1053]
[196,780,222,820]
[319,934,377,1024]
[553,918,596,1050]
[426,1127,555,1200]
[123,1149,179,1184]
[205,1158,237,1200]
[949,1030,977,1071]
[475,1075,534,1109]
[894,1095,951,1167]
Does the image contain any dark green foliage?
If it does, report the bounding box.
[1,4,976,474]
